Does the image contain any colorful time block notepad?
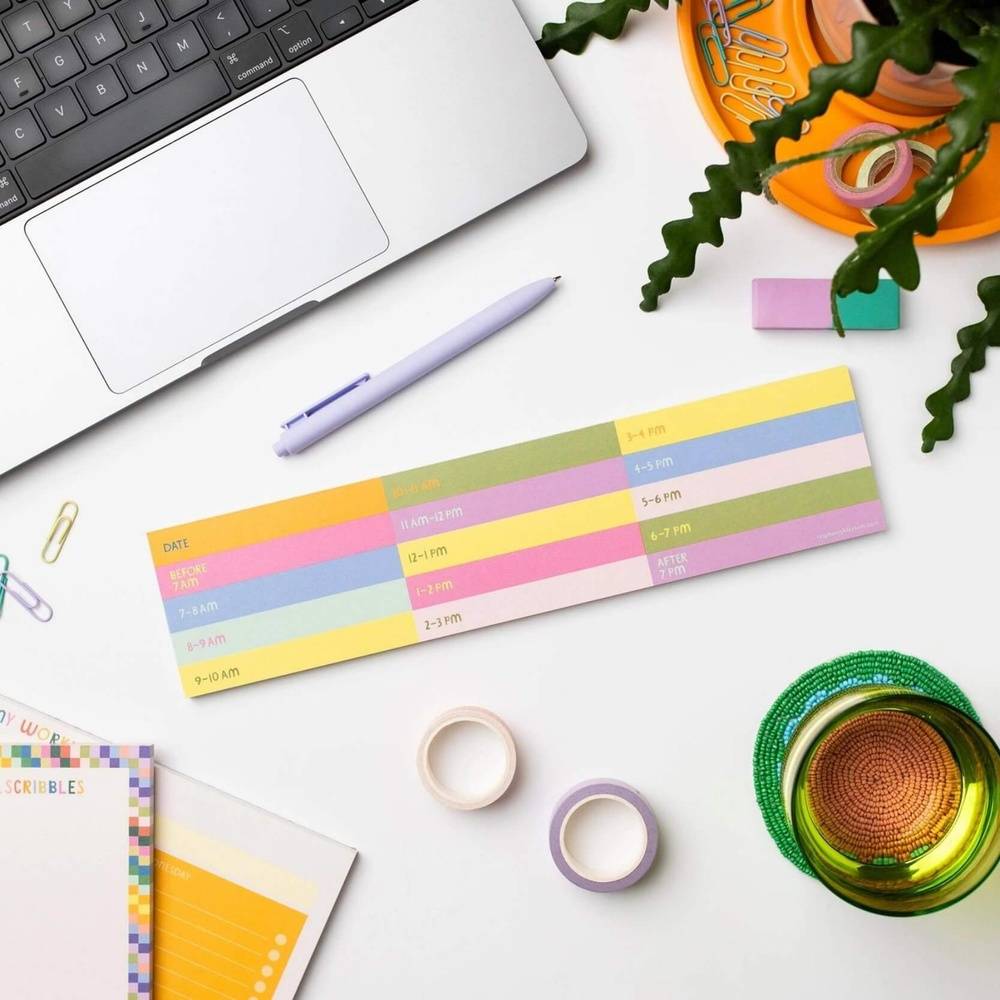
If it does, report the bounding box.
[0,744,153,999]
[148,367,886,696]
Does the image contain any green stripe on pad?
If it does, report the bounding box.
[641,467,879,554]
[382,423,621,510]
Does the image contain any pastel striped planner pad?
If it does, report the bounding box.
[148,367,885,696]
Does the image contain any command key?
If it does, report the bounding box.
[220,34,280,89]
[0,170,25,220]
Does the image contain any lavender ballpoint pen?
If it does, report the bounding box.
[273,276,560,457]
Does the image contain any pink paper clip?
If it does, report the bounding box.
[0,570,54,623]
[703,0,731,45]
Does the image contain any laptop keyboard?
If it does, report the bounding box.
[0,0,418,226]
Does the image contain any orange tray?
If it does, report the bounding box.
[678,0,1000,243]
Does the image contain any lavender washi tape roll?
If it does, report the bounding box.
[823,122,913,210]
[549,779,659,892]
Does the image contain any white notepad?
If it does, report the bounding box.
[0,743,154,999]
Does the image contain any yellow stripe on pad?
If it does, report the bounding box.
[180,612,418,696]
[614,367,855,455]
[397,489,636,576]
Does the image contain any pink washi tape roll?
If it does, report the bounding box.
[824,123,913,210]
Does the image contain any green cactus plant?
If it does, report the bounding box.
[538,0,1000,451]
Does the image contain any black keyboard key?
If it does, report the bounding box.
[0,169,27,218]
[4,3,53,52]
[0,0,10,13]
[78,63,125,110]
[320,4,358,39]
[18,60,228,197]
[0,109,44,157]
[243,0,286,26]
[118,0,165,41]
[361,0,399,15]
[271,10,317,59]
[161,0,205,20]
[76,13,125,62]
[159,20,206,68]
[95,0,119,8]
[36,36,85,85]
[0,58,43,106]
[219,31,275,88]
[200,0,245,46]
[0,34,11,63]
[36,85,85,134]
[117,40,165,89]
[44,0,93,30]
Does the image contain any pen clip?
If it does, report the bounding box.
[281,374,371,429]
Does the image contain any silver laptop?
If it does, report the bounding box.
[0,0,585,473]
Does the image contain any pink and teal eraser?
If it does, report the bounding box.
[752,278,900,330]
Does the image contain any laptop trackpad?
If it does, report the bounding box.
[26,80,389,394]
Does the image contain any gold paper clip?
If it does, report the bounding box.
[726,44,786,76]
[730,25,789,58]
[0,570,53,623]
[730,72,797,100]
[720,91,770,127]
[724,0,773,24]
[721,90,810,134]
[0,554,8,618]
[697,19,730,87]
[42,501,79,564]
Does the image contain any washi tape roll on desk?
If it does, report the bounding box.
[550,780,659,892]
[679,0,1000,242]
[754,651,1000,915]
[418,706,517,811]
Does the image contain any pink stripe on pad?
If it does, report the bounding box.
[407,522,646,608]
[155,511,396,598]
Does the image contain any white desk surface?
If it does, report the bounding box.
[3,5,1000,997]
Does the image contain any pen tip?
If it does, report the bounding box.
[554,275,562,282]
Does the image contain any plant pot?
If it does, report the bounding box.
[811,0,962,109]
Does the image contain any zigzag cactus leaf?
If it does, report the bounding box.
[538,0,669,59]
[830,28,1000,331]
[922,276,1000,451]
[639,7,951,311]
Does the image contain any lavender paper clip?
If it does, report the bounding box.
[704,0,731,45]
[0,566,53,623]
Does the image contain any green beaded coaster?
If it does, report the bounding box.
[753,650,979,877]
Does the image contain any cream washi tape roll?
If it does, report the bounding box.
[856,140,955,224]
[417,706,517,810]
[549,779,659,892]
